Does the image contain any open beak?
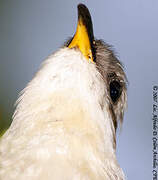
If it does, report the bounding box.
[68,4,95,63]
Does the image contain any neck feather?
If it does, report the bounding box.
[5,48,124,179]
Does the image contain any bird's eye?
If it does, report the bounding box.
[109,81,122,103]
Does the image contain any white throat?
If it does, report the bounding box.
[0,48,125,180]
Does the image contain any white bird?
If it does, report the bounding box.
[0,4,127,180]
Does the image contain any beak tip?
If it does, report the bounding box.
[77,4,91,20]
[77,3,88,10]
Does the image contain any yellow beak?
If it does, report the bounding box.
[68,4,95,63]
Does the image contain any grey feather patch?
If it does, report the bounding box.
[94,40,127,131]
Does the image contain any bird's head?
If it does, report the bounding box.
[12,4,127,150]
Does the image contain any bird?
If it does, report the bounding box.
[0,4,127,180]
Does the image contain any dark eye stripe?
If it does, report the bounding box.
[110,81,122,103]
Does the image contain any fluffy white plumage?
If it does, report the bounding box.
[0,48,125,180]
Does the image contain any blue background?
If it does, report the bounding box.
[0,0,156,179]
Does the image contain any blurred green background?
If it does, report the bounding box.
[0,106,11,136]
